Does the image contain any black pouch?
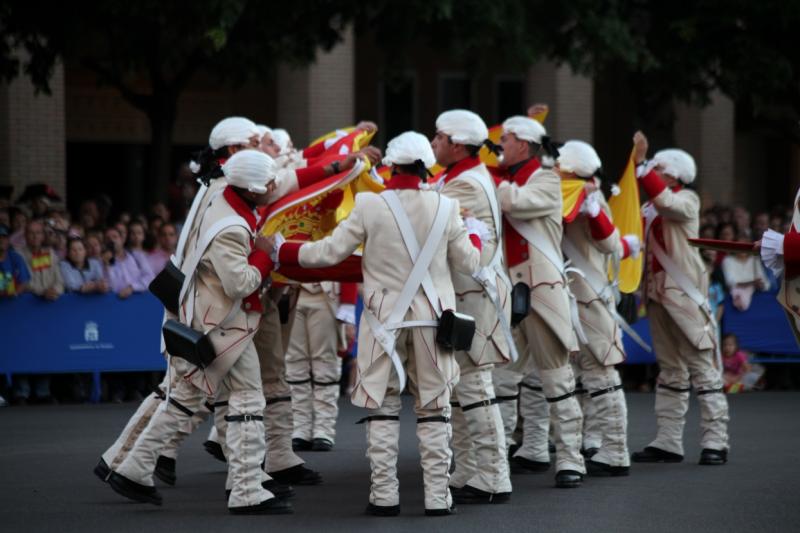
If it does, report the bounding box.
[162,319,216,369]
[511,282,530,326]
[278,294,291,324]
[149,260,184,315]
[436,310,476,351]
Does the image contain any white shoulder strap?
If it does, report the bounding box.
[561,236,610,300]
[173,183,208,268]
[179,214,250,327]
[506,216,565,274]
[362,191,453,393]
[382,190,451,320]
[650,239,708,310]
[462,170,504,269]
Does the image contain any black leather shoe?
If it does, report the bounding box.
[581,447,599,458]
[226,479,295,501]
[631,446,683,463]
[510,455,551,474]
[451,484,510,504]
[94,458,110,482]
[154,456,176,486]
[292,438,312,451]
[263,479,295,499]
[108,472,163,505]
[699,448,728,465]
[586,459,630,477]
[268,464,323,485]
[425,504,456,516]
[311,438,333,452]
[229,497,294,515]
[554,470,583,488]
[365,502,400,516]
[203,440,226,463]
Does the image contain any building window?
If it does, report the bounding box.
[378,73,416,146]
[439,73,472,112]
[494,77,524,123]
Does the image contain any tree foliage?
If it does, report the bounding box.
[1,0,798,191]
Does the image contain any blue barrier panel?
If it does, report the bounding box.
[621,318,656,364]
[0,293,166,380]
[722,291,800,355]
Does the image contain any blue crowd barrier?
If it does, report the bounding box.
[2,287,797,402]
[0,292,166,401]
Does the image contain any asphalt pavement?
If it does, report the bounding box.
[1,391,799,533]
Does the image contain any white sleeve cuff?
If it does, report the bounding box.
[336,303,356,325]
[463,216,492,243]
[761,229,785,277]
[636,160,657,178]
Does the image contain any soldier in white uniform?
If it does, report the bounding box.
[276,131,481,516]
[106,150,293,514]
[630,131,730,466]
[94,116,262,487]
[286,281,357,452]
[495,116,586,488]
[432,110,514,504]
[558,140,639,476]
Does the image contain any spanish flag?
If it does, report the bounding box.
[608,148,644,293]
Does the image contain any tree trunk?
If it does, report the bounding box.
[147,94,178,208]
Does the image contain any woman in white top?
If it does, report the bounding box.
[721,233,770,311]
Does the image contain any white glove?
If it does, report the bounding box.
[580,191,602,218]
[270,232,286,264]
[622,234,641,259]
[463,216,492,244]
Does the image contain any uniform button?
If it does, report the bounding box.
[220,331,225,336]
[487,335,492,341]
[516,273,522,279]
[248,328,254,333]
[458,297,464,302]
[244,302,251,309]
[519,239,526,245]
[521,253,528,259]
[481,293,486,298]
[382,288,388,295]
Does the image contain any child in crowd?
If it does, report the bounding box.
[722,333,752,393]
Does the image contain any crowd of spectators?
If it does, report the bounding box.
[1,180,799,406]
[0,182,194,406]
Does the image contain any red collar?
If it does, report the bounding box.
[385,174,422,190]
[510,157,542,183]
[223,186,258,231]
[442,156,481,185]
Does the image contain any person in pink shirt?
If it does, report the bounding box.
[722,334,751,392]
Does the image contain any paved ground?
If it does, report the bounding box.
[1,391,799,533]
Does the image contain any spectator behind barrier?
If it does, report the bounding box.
[147,222,177,274]
[722,232,770,311]
[0,223,30,297]
[20,219,63,302]
[60,237,108,294]
[102,226,153,299]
